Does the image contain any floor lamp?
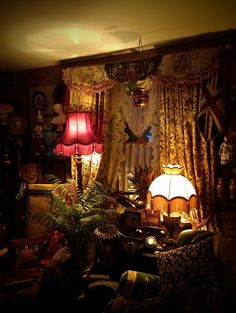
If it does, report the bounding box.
[55,112,103,191]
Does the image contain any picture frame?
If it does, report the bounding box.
[22,163,42,184]
[124,208,144,236]
[33,91,47,110]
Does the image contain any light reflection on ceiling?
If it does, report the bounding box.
[0,1,236,71]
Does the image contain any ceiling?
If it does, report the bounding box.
[1,1,236,72]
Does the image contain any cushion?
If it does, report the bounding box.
[39,230,66,266]
[176,229,213,247]
[108,271,163,313]
[155,237,223,313]
[9,236,44,269]
[118,270,160,301]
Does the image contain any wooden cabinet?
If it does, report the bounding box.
[22,156,71,237]
[25,186,51,237]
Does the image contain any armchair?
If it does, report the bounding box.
[0,230,67,306]
[105,229,236,313]
[0,235,45,306]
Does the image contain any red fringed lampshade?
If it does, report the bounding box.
[56,112,103,156]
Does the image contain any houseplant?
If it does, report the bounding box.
[126,165,160,207]
[32,174,121,270]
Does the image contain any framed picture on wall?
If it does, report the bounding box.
[33,91,47,110]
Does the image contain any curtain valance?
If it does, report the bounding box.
[151,48,223,85]
[63,65,114,95]
[62,65,114,112]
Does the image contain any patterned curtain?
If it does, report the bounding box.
[62,48,228,231]
[151,48,227,230]
[62,65,114,187]
[96,82,128,192]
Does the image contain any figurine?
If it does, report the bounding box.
[51,103,66,132]
[218,136,233,164]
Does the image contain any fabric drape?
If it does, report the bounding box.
[62,48,228,231]
[96,80,160,193]
[151,48,227,229]
[62,65,114,187]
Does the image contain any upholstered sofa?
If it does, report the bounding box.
[105,229,236,313]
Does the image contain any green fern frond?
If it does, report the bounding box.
[32,174,120,258]
[126,165,159,202]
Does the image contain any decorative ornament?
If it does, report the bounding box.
[105,37,162,107]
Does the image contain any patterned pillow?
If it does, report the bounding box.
[118,270,160,301]
[9,236,44,269]
[39,230,66,266]
[155,237,223,313]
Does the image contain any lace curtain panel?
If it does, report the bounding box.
[96,81,160,192]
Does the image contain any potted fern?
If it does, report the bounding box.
[126,165,160,206]
[33,174,121,271]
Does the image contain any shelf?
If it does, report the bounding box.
[25,155,70,160]
[27,184,53,194]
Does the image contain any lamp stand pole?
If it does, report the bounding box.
[75,155,83,192]
[167,201,170,217]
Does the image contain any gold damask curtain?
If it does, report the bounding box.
[151,48,227,229]
[63,65,114,112]
[62,65,114,187]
